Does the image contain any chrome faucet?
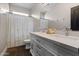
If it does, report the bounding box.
[65,27,70,36]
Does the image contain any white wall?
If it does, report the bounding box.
[32,17,40,32]
[0,3,9,10]
[32,3,79,37]
[47,3,79,29]
[32,3,79,29]
[9,4,29,14]
[47,3,79,36]
[0,14,8,55]
[0,3,9,55]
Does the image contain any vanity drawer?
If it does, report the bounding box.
[30,40,42,56]
[31,39,54,56]
[35,41,54,56]
[36,47,53,56]
[30,39,39,56]
[40,37,78,56]
[32,35,58,55]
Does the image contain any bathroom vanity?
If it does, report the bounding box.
[30,32,79,56]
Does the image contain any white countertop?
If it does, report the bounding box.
[31,32,79,48]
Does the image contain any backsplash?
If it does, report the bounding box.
[48,19,66,30]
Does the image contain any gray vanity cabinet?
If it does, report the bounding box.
[30,33,79,56]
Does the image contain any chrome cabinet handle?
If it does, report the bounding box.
[37,45,41,49]
[36,51,41,56]
[36,39,40,42]
[31,43,33,49]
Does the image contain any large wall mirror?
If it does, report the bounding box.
[71,5,79,31]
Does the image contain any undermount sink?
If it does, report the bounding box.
[49,34,79,40]
[39,32,79,40]
[68,36,79,40]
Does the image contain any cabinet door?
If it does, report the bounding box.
[31,35,57,55]
[30,39,40,56]
[35,40,54,56]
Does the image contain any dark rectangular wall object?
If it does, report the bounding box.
[71,5,79,31]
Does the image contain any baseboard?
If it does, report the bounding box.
[0,47,7,56]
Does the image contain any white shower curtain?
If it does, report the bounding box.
[8,13,33,48]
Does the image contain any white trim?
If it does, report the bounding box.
[0,47,7,56]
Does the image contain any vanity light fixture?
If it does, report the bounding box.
[0,8,9,13]
[31,14,39,19]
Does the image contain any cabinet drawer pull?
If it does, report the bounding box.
[31,43,33,49]
[36,51,41,56]
[37,45,41,49]
[36,39,40,42]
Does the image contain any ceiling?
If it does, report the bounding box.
[10,3,37,10]
[10,3,58,10]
